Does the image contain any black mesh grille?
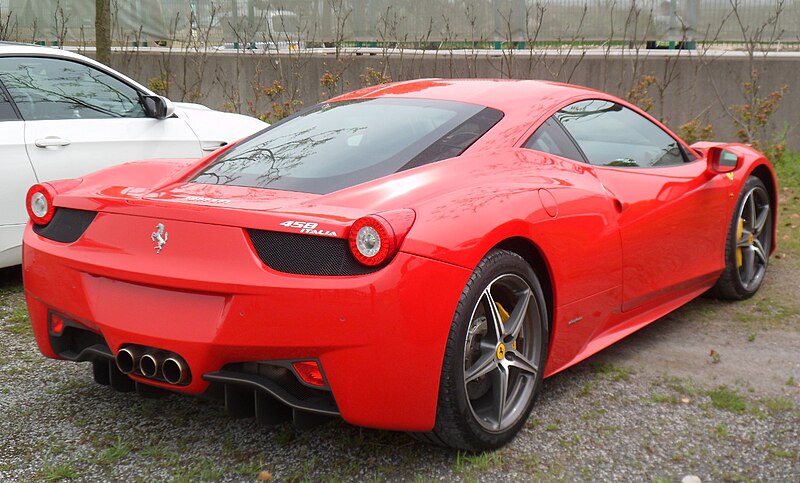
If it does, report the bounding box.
[247,229,379,276]
[33,208,97,243]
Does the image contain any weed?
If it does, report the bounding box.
[590,362,632,381]
[41,463,79,482]
[787,376,797,387]
[5,302,31,335]
[650,393,679,405]
[762,396,793,413]
[545,423,559,431]
[596,425,619,437]
[140,442,172,460]
[663,376,699,396]
[767,446,796,459]
[171,457,226,481]
[714,423,729,438]
[455,450,502,475]
[747,332,756,342]
[558,433,580,450]
[283,456,318,482]
[580,408,606,421]
[274,424,297,446]
[99,437,130,464]
[707,386,746,413]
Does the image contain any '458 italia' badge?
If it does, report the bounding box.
[151,223,168,253]
[280,220,337,237]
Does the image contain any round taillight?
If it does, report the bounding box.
[26,184,56,225]
[349,216,395,266]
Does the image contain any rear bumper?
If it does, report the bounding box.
[23,224,471,431]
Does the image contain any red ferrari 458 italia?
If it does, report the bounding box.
[23,79,776,451]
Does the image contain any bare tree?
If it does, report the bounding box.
[0,8,16,41]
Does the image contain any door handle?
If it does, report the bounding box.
[35,136,72,148]
[200,141,227,152]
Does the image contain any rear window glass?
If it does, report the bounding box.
[192,98,502,194]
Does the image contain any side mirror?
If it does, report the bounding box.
[142,95,175,119]
[707,146,741,174]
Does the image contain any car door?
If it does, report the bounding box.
[0,55,202,183]
[554,99,730,312]
[0,85,37,267]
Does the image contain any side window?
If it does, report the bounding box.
[0,87,18,121]
[556,100,686,168]
[0,57,146,121]
[523,116,585,162]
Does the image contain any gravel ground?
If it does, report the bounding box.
[1,258,798,482]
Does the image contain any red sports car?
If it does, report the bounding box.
[23,79,776,451]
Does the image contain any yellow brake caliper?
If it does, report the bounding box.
[736,218,744,267]
[495,302,516,350]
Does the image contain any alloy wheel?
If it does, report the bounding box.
[462,273,542,433]
[735,186,770,291]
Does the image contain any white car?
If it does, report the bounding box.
[0,43,267,268]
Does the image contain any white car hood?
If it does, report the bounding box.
[173,103,268,151]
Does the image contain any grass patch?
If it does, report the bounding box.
[649,393,679,404]
[4,302,31,335]
[455,450,502,474]
[707,386,747,413]
[41,463,79,482]
[767,445,797,460]
[99,437,130,465]
[282,456,318,482]
[579,408,606,421]
[661,376,699,396]
[774,152,800,256]
[590,362,632,381]
[762,396,794,413]
[172,459,226,482]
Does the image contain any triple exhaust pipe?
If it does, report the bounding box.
[115,346,190,385]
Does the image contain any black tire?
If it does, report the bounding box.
[710,176,773,300]
[414,249,548,451]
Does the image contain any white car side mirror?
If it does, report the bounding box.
[142,95,176,119]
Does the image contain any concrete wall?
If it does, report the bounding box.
[106,48,800,150]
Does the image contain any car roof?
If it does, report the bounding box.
[0,42,87,59]
[333,78,607,113]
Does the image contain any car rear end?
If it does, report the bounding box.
[21,94,509,430]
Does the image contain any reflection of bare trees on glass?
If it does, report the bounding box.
[0,59,144,119]
[196,124,362,188]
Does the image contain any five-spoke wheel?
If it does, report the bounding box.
[712,176,773,299]
[418,249,548,451]
[463,273,542,433]
[735,184,771,291]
